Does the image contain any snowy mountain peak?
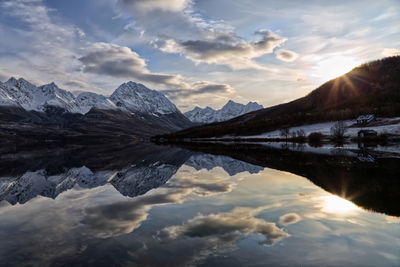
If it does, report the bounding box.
[184,100,263,124]
[110,81,178,115]
[40,82,58,90]
[0,77,185,118]
[221,100,241,110]
[6,77,18,85]
[76,91,117,114]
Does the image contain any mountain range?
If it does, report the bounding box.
[184,100,263,124]
[1,56,399,142]
[0,77,264,142]
[0,144,263,205]
[159,56,400,139]
[0,78,181,116]
[0,78,193,141]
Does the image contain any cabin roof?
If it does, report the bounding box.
[358,129,377,134]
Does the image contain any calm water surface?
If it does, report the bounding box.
[0,144,399,266]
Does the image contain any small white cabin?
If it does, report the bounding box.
[357,114,375,125]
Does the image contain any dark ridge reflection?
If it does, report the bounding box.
[170,142,400,216]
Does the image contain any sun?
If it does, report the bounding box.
[321,195,359,214]
[309,53,362,84]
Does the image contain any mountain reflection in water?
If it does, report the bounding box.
[0,142,399,266]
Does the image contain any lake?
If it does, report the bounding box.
[0,142,399,266]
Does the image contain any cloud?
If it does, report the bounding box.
[81,189,188,238]
[160,206,289,246]
[118,0,191,13]
[382,48,400,57]
[78,42,189,88]
[163,82,234,99]
[275,49,299,62]
[279,213,301,225]
[64,80,91,89]
[0,70,10,82]
[81,171,236,238]
[78,42,238,104]
[159,30,287,70]
[0,0,86,88]
[165,176,233,196]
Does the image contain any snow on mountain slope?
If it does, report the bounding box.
[3,77,42,111]
[0,167,114,205]
[185,154,264,176]
[110,82,178,116]
[185,100,263,124]
[76,92,117,114]
[0,162,179,204]
[39,82,83,113]
[0,78,185,119]
[0,82,21,107]
[111,162,180,197]
[1,78,82,113]
[184,106,217,123]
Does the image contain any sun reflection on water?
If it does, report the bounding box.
[322,195,359,214]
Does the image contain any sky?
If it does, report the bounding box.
[0,0,399,111]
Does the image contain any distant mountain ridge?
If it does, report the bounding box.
[160,56,400,139]
[0,78,193,141]
[0,78,180,116]
[184,100,263,124]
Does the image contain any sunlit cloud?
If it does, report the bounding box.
[81,166,238,238]
[159,206,289,246]
[118,0,191,13]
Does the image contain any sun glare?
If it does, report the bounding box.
[310,53,362,84]
[322,195,359,214]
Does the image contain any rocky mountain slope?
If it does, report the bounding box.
[0,78,193,141]
[184,100,263,124]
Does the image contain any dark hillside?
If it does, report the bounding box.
[160,56,400,139]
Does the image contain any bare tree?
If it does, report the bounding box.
[330,121,347,140]
[296,129,306,138]
[296,129,306,141]
[280,127,290,139]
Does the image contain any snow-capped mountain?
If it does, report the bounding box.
[110,82,178,116]
[185,154,264,176]
[1,78,82,113]
[39,82,82,113]
[184,100,263,124]
[0,78,184,118]
[76,92,117,114]
[0,162,181,204]
[0,81,20,107]
[0,77,194,138]
[111,162,180,197]
[0,149,264,204]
